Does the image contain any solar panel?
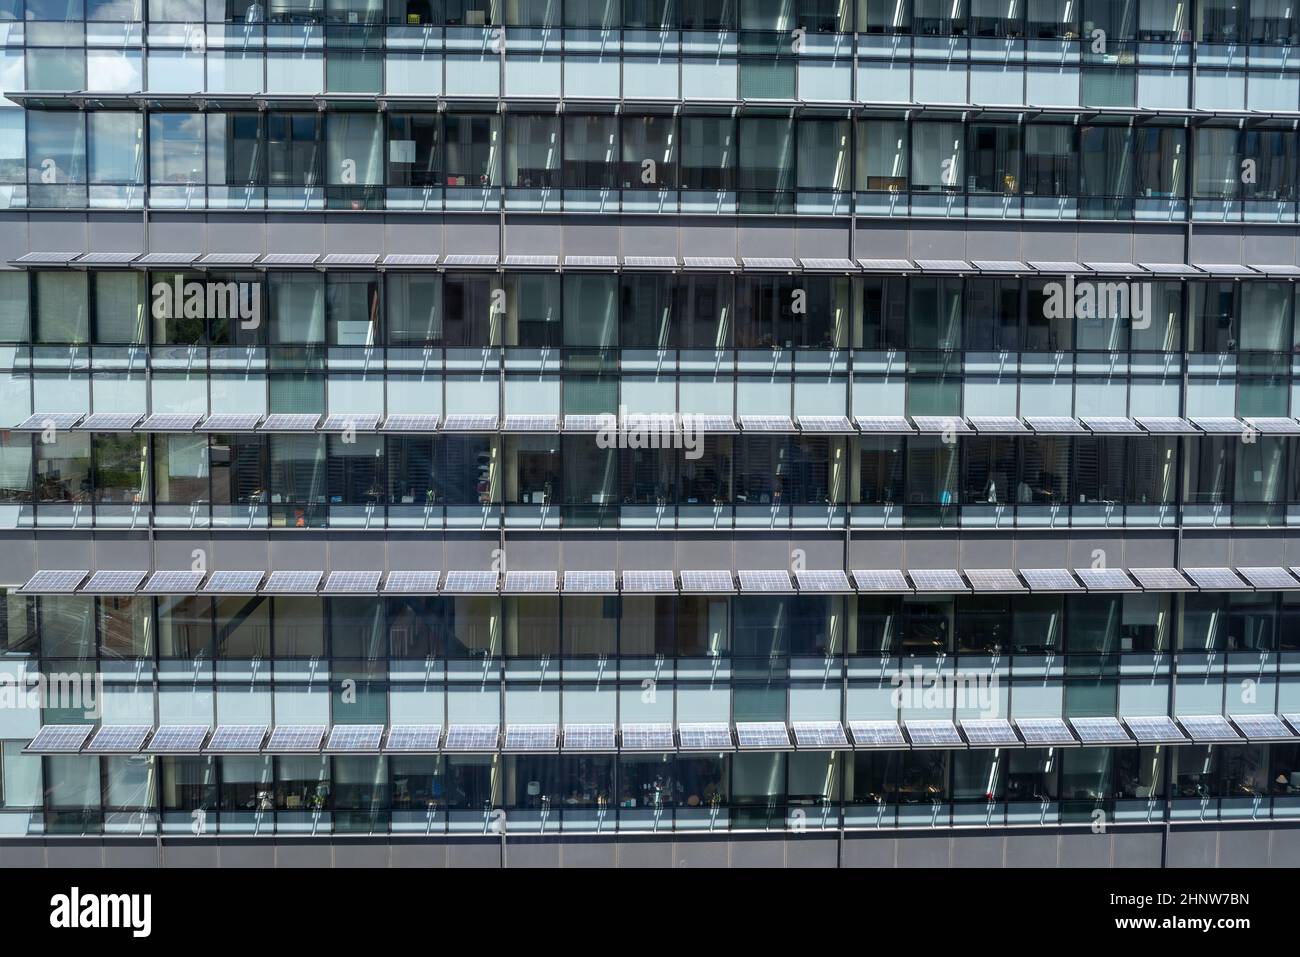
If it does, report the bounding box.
[382,414,441,432]
[1244,417,1300,435]
[851,569,911,593]
[682,256,737,270]
[1070,717,1132,745]
[905,720,964,748]
[1139,261,1201,276]
[857,258,915,272]
[1123,715,1187,743]
[205,725,268,753]
[442,413,498,431]
[563,414,615,432]
[265,725,326,752]
[1286,715,1300,736]
[620,723,675,751]
[384,725,442,752]
[78,411,142,431]
[20,570,88,593]
[321,413,382,432]
[564,255,618,268]
[795,570,852,592]
[967,416,1029,434]
[442,570,498,594]
[25,725,93,754]
[1135,416,1196,434]
[1129,567,1195,591]
[1191,417,1246,435]
[74,252,139,266]
[738,415,794,432]
[1083,262,1141,275]
[322,570,381,593]
[1082,417,1140,434]
[791,721,849,749]
[848,720,907,749]
[441,254,498,267]
[1024,416,1085,435]
[623,413,678,434]
[260,413,321,431]
[85,725,151,753]
[503,254,558,268]
[1014,718,1076,746]
[622,256,678,269]
[258,253,319,267]
[855,416,914,433]
[502,570,557,593]
[1183,567,1249,591]
[1176,715,1242,743]
[140,412,203,431]
[502,414,559,432]
[145,725,209,754]
[797,415,854,433]
[138,252,200,267]
[689,414,736,433]
[800,258,856,271]
[680,569,734,593]
[15,251,79,265]
[80,569,146,593]
[200,413,263,431]
[1020,568,1083,592]
[383,571,441,593]
[142,570,206,593]
[960,719,1021,748]
[735,722,791,749]
[621,569,675,593]
[737,569,794,593]
[1026,260,1086,274]
[562,570,616,593]
[677,722,733,751]
[1074,568,1139,592]
[381,253,440,268]
[1228,713,1296,742]
[909,569,969,593]
[202,570,264,593]
[324,724,384,752]
[1199,263,1256,277]
[741,257,797,270]
[965,569,1027,593]
[912,416,972,433]
[262,570,322,594]
[444,724,500,752]
[319,253,379,267]
[971,260,1029,274]
[563,723,616,752]
[1236,567,1300,590]
[15,412,82,431]
[914,259,973,273]
[199,252,261,267]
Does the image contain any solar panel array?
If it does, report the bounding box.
[909,569,969,592]
[261,413,321,431]
[1191,417,1245,434]
[680,569,734,592]
[1129,567,1195,591]
[503,254,558,267]
[26,725,93,753]
[502,570,558,593]
[1020,568,1083,592]
[1245,417,1300,434]
[201,413,263,431]
[384,725,442,752]
[1082,417,1140,434]
[383,414,441,432]
[1122,715,1186,743]
[442,570,498,593]
[202,570,264,593]
[563,414,616,432]
[504,724,559,751]
[797,415,854,433]
[683,256,738,269]
[968,416,1029,434]
[21,570,89,593]
[261,570,322,594]
[960,719,1021,747]
[737,569,793,593]
[912,416,972,433]
[322,413,382,432]
[1176,714,1241,742]
[852,570,912,593]
[800,258,856,271]
[562,570,616,593]
[81,569,146,593]
[1237,567,1300,590]
[444,724,500,751]
[564,255,618,268]
[848,720,908,748]
[622,256,678,269]
[1014,718,1077,746]
[735,722,791,749]
[142,570,206,593]
[620,723,675,751]
[686,414,735,432]
[1075,568,1138,591]
[140,412,203,431]
[563,723,616,751]
[382,254,439,268]
[206,725,268,752]
[905,720,964,747]
[621,569,675,593]
[502,414,559,432]
[1135,416,1196,434]
[1025,416,1084,434]
[441,253,497,267]
[324,724,385,752]
[86,725,151,753]
[145,725,210,753]
[79,412,142,431]
[795,570,852,592]
[265,725,327,752]
[856,416,914,433]
[1183,567,1249,590]
[678,723,734,750]
[741,257,797,270]
[914,259,973,272]
[322,570,382,593]
[791,721,849,749]
[1228,713,1295,741]
[965,569,1027,593]
[16,412,82,431]
[1069,716,1132,744]
[738,415,794,432]
[442,413,498,431]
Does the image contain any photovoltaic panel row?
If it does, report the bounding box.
[960,719,1021,748]
[848,720,907,748]
[1075,568,1139,592]
[145,725,210,753]
[852,569,911,593]
[78,411,142,431]
[502,414,560,432]
[382,414,441,432]
[564,255,618,268]
[261,570,323,594]
[1229,713,1297,741]
[201,413,264,431]
[689,414,737,433]
[735,722,792,749]
[202,570,264,593]
[1245,417,1300,434]
[441,253,497,267]
[264,725,327,752]
[1129,567,1195,591]
[1081,417,1140,434]
[965,569,1027,593]
[1183,567,1249,591]
[25,725,94,753]
[260,413,321,431]
[1175,715,1241,743]
[86,725,152,753]
[967,416,1029,434]
[15,412,82,431]
[1014,718,1077,746]
[909,569,969,593]
[20,570,89,593]
[797,415,854,433]
[680,569,734,593]
[205,725,269,752]
[443,413,499,431]
[384,725,442,752]
[381,571,441,593]
[324,724,385,752]
[1191,417,1246,435]
[791,721,849,749]
[738,415,795,432]
[1135,416,1197,434]
[737,569,793,593]
[905,720,964,748]
[140,412,204,432]
[794,569,852,592]
[1236,567,1300,590]
[564,414,615,432]
[321,413,382,432]
[442,570,498,593]
[1069,716,1132,745]
[563,723,616,751]
[142,570,206,593]
[855,416,914,433]
[1020,568,1083,592]
[444,724,500,752]
[321,570,382,593]
[1122,715,1186,743]
[741,257,797,270]
[81,569,146,593]
[562,570,617,593]
[1024,416,1085,434]
[621,569,675,593]
[502,570,558,593]
[504,724,559,752]
[678,723,734,751]
[912,416,972,433]
[620,723,675,751]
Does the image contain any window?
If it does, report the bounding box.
[680,116,735,191]
[386,273,441,346]
[34,271,88,344]
[911,121,962,192]
[621,115,676,189]
[564,115,618,190]
[506,115,559,188]
[387,114,441,187]
[444,115,499,187]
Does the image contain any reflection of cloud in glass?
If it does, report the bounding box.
[86,52,143,92]
[87,0,144,19]
[0,52,25,99]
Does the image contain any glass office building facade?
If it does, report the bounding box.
[1,0,1299,868]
